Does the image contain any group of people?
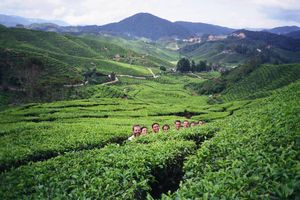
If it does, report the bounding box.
[128,120,206,140]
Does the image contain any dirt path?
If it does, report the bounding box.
[63,81,88,87]
[101,76,119,85]
[190,73,203,79]
[64,70,155,87]
[118,75,146,79]
[147,68,159,78]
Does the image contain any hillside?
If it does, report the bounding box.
[0,72,299,199]
[186,61,300,102]
[169,79,300,199]
[285,30,300,39]
[0,26,173,69]
[0,26,175,104]
[22,13,237,41]
[180,29,300,65]
[0,47,82,103]
[81,34,179,63]
[25,13,192,40]
[0,14,68,27]
[265,26,300,35]
[99,13,191,40]
[174,21,235,36]
[222,63,300,100]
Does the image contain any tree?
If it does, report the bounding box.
[160,66,166,71]
[196,60,207,72]
[176,58,190,72]
[20,57,44,98]
[110,72,116,81]
[190,60,196,72]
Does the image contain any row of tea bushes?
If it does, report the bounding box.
[0,140,195,199]
[165,80,300,199]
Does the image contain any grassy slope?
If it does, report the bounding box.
[182,41,247,65]
[223,63,300,101]
[180,34,300,65]
[0,26,169,76]
[0,76,298,199]
[83,34,179,64]
[166,80,300,199]
[0,26,299,199]
[0,26,177,105]
[0,74,245,171]
[186,63,300,102]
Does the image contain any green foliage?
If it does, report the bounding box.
[0,26,299,200]
[160,66,166,71]
[223,63,300,101]
[0,47,82,102]
[176,58,191,72]
[83,34,178,65]
[0,140,195,199]
[0,26,171,104]
[180,30,300,65]
[0,26,171,70]
[0,75,241,172]
[188,61,300,98]
[165,80,300,199]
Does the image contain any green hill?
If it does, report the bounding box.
[180,30,300,65]
[223,63,300,100]
[0,26,173,69]
[0,26,176,104]
[82,34,179,63]
[186,61,300,101]
[168,79,300,199]
[0,14,299,199]
[0,74,299,199]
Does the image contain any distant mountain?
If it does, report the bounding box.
[174,21,235,36]
[99,13,191,40]
[180,29,300,65]
[0,14,69,27]
[265,26,300,35]
[232,30,300,51]
[285,30,300,39]
[26,13,235,40]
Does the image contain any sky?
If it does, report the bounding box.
[1,0,300,28]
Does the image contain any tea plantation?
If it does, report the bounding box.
[0,72,299,199]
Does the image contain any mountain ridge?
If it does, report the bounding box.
[1,13,300,41]
[1,13,236,40]
[265,26,300,35]
[174,21,235,36]
[0,14,69,27]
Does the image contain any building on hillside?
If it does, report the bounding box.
[207,35,227,41]
[231,32,246,39]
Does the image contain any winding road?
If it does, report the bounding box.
[64,68,159,87]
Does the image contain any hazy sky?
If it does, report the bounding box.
[1,0,300,28]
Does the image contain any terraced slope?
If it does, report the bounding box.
[166,80,300,199]
[187,63,300,102]
[180,30,300,65]
[0,67,299,199]
[0,26,175,104]
[83,34,179,64]
[0,26,172,69]
[0,75,246,172]
[223,63,300,100]
[0,77,298,199]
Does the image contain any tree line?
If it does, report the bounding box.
[176,58,224,73]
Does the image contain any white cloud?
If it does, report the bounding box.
[252,0,300,10]
[0,0,299,28]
